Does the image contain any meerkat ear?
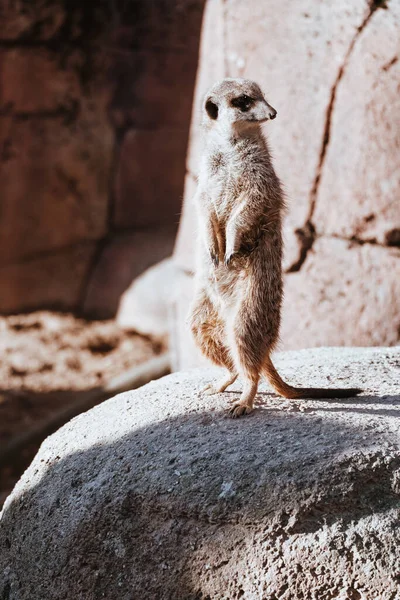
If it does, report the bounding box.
[205,98,218,120]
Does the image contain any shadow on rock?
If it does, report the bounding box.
[1,369,399,598]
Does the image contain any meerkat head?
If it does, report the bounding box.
[203,78,277,133]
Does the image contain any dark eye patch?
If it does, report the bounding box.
[205,99,218,120]
[231,95,254,112]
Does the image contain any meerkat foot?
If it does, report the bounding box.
[210,251,219,267]
[201,382,219,395]
[228,379,258,418]
[229,401,253,418]
[202,373,238,395]
[224,252,234,267]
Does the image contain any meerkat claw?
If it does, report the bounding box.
[229,403,253,418]
[201,383,218,395]
[210,252,219,267]
[224,253,235,266]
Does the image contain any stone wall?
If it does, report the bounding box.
[172,0,400,368]
[0,0,204,316]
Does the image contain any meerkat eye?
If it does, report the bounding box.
[205,99,218,120]
[231,95,254,112]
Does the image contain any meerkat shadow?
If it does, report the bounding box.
[253,393,400,421]
[220,388,399,414]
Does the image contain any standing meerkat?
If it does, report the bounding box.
[189,78,361,417]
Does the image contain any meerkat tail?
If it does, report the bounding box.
[263,355,362,400]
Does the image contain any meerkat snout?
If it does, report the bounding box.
[203,78,277,129]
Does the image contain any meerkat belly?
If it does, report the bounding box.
[209,264,248,310]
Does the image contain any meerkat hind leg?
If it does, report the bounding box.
[202,371,238,395]
[229,377,259,418]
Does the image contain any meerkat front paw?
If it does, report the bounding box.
[224,251,238,266]
[201,382,218,395]
[229,402,254,418]
[209,249,219,267]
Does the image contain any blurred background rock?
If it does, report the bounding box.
[0,0,399,502]
[0,0,203,315]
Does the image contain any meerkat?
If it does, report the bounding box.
[188,78,361,417]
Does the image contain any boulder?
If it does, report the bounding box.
[313,1,400,245]
[1,347,399,599]
[0,242,96,314]
[0,0,66,41]
[280,238,400,350]
[116,258,184,343]
[83,230,176,319]
[113,128,187,230]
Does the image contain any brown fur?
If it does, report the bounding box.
[188,78,361,417]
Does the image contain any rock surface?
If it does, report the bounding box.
[0,2,113,310]
[280,238,400,350]
[114,128,187,230]
[0,0,203,313]
[82,230,176,319]
[224,0,368,270]
[314,1,400,245]
[1,347,399,599]
[0,243,97,314]
[116,258,184,342]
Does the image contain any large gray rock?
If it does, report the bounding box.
[280,238,400,350]
[116,258,185,342]
[314,1,400,245]
[1,347,399,599]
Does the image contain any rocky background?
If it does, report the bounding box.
[0,0,204,317]
[173,0,400,368]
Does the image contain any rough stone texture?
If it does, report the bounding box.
[1,347,399,599]
[117,258,184,342]
[172,0,400,367]
[83,230,176,319]
[109,0,205,232]
[0,0,205,314]
[109,48,202,132]
[313,2,400,245]
[114,128,187,230]
[0,0,66,40]
[0,243,96,314]
[226,0,372,270]
[0,48,81,114]
[280,238,400,350]
[0,108,112,265]
[0,2,114,310]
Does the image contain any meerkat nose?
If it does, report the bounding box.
[269,109,277,120]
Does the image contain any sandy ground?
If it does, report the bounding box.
[0,311,163,507]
